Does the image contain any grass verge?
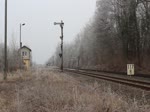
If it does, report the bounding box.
[0,69,149,112]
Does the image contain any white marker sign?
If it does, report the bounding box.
[127,64,134,75]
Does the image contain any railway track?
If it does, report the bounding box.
[80,68,150,78]
[65,69,150,91]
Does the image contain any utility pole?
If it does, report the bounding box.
[54,20,64,71]
[4,0,7,80]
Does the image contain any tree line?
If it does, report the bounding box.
[0,35,20,72]
[48,0,150,73]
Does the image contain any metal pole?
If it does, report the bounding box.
[20,24,22,70]
[19,23,22,70]
[77,56,80,71]
[53,56,54,65]
[60,21,64,71]
[20,24,22,48]
[4,0,7,80]
[54,21,64,71]
[19,23,25,70]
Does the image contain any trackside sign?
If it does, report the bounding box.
[127,64,134,75]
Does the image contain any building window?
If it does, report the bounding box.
[22,51,28,56]
[22,52,24,56]
[25,52,27,56]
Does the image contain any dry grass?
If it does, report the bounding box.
[0,69,149,112]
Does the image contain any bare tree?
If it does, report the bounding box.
[51,0,150,73]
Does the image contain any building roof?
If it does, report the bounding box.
[21,46,32,51]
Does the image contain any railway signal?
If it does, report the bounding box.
[54,20,64,71]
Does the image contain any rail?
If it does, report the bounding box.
[65,69,150,91]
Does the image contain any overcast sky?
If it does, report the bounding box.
[0,0,96,64]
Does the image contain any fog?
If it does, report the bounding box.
[0,0,96,64]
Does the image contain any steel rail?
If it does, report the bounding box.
[65,69,150,91]
[80,68,150,78]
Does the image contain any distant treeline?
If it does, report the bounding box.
[48,0,150,73]
[0,37,20,72]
